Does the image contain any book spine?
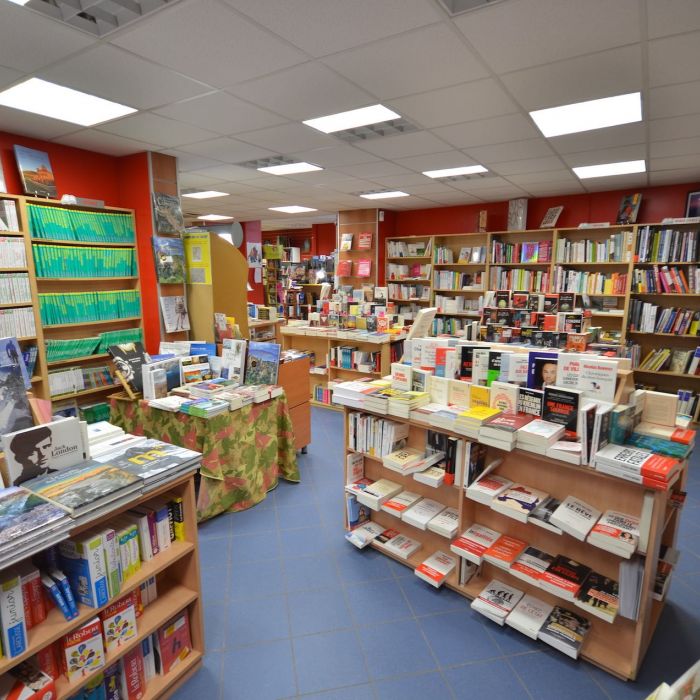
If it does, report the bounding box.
[0,572,27,657]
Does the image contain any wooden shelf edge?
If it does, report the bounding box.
[142,649,203,700]
[44,317,142,330]
[48,353,111,367]
[50,384,118,400]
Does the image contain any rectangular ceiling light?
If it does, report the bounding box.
[303,104,400,134]
[572,159,646,179]
[423,165,488,178]
[198,214,234,220]
[257,162,323,175]
[5,0,30,5]
[269,206,317,213]
[182,190,228,199]
[530,92,642,138]
[360,191,410,200]
[0,78,136,126]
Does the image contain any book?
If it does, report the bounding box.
[2,417,87,487]
[100,592,138,652]
[616,193,642,225]
[539,555,591,601]
[390,363,412,391]
[414,550,457,588]
[0,336,30,390]
[0,351,33,435]
[587,510,639,558]
[527,352,558,390]
[471,578,524,625]
[14,145,56,198]
[358,231,373,250]
[538,606,590,659]
[245,341,281,385]
[0,569,26,658]
[540,206,563,228]
[517,387,543,417]
[59,532,110,608]
[376,531,422,560]
[380,490,422,518]
[509,546,555,586]
[482,534,527,569]
[120,645,146,700]
[555,353,617,403]
[542,386,581,439]
[154,611,192,674]
[345,521,384,548]
[152,236,186,284]
[529,496,563,534]
[63,617,106,681]
[160,295,191,333]
[355,478,402,511]
[489,381,519,414]
[339,233,353,251]
[402,498,446,530]
[575,572,619,623]
[426,507,459,539]
[108,343,148,395]
[465,474,513,505]
[153,192,184,234]
[550,496,601,541]
[506,594,554,639]
[491,483,549,523]
[0,660,56,699]
[450,523,501,565]
[413,465,445,487]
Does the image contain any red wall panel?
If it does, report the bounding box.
[240,220,263,305]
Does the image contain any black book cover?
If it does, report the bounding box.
[562,314,583,333]
[426,430,449,455]
[466,442,488,486]
[544,555,592,590]
[542,387,580,436]
[577,572,619,611]
[527,293,542,311]
[108,342,147,394]
[496,309,514,326]
[559,292,576,313]
[540,606,590,651]
[495,291,511,308]
[543,294,560,314]
[459,346,474,380]
[517,387,543,417]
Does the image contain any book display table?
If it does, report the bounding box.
[109,394,299,521]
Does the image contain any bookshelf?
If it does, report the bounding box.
[0,471,203,698]
[337,210,378,288]
[343,405,685,681]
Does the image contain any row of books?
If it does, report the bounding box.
[387,262,431,280]
[387,239,431,258]
[44,328,143,363]
[637,346,700,373]
[491,239,552,264]
[39,290,141,326]
[0,237,27,268]
[32,244,137,279]
[434,294,481,313]
[27,204,136,244]
[391,302,423,321]
[328,345,381,373]
[635,226,698,263]
[555,231,632,264]
[627,300,700,335]
[336,258,372,277]
[433,245,486,264]
[433,269,483,290]
[48,364,115,397]
[483,289,576,312]
[432,317,480,337]
[0,306,36,338]
[312,383,333,405]
[0,272,31,304]
[552,268,628,295]
[387,282,430,300]
[0,199,19,231]
[630,265,699,294]
[489,267,550,293]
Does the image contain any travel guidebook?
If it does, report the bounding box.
[0,337,30,389]
[160,296,191,333]
[13,145,57,198]
[152,236,186,284]
[245,341,281,385]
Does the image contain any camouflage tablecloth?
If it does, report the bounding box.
[109,395,300,521]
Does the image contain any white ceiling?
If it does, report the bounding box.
[1,0,700,229]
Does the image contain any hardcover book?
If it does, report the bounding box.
[152,192,184,234]
[616,193,642,225]
[108,343,148,395]
[0,355,33,436]
[151,236,185,284]
[245,341,281,385]
[14,146,56,198]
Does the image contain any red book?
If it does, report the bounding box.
[357,231,373,250]
[36,643,61,680]
[670,428,695,445]
[543,314,557,331]
[539,555,591,600]
[640,454,681,482]
[482,535,527,569]
[154,612,192,675]
[482,413,535,432]
[120,646,145,700]
[337,259,352,276]
[354,259,372,278]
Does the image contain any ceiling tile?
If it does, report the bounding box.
[0,106,78,140]
[334,161,412,179]
[648,81,700,119]
[560,144,646,168]
[387,79,517,129]
[449,176,513,192]
[581,173,648,192]
[500,45,643,111]
[464,186,530,200]
[230,62,374,121]
[465,139,555,165]
[506,170,578,186]
[651,154,700,171]
[454,0,641,74]
[647,0,700,39]
[178,137,277,163]
[0,65,21,91]
[0,3,95,73]
[160,150,226,172]
[649,114,700,142]
[493,156,567,176]
[39,45,210,111]
[288,146,381,168]
[651,137,700,159]
[524,182,587,195]
[111,0,306,88]
[222,0,441,57]
[178,172,228,188]
[53,130,155,156]
[420,193,483,205]
[323,25,487,99]
[191,163,281,181]
[433,114,540,150]
[369,173,436,188]
[235,123,337,153]
[548,122,647,155]
[393,151,482,173]
[353,131,452,160]
[401,183,462,196]
[155,91,287,135]
[649,167,700,185]
[97,113,217,149]
[649,32,700,87]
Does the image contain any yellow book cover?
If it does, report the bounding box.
[470,385,491,408]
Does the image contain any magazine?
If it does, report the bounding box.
[245,342,281,385]
[152,236,186,284]
[160,296,191,333]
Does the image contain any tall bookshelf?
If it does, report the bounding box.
[344,404,685,681]
[4,196,143,409]
[337,209,378,288]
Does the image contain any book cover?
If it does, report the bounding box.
[14,146,56,198]
[0,487,68,547]
[539,555,591,599]
[540,206,563,228]
[450,523,501,564]
[575,572,619,623]
[538,606,590,659]
[616,193,642,225]
[63,617,105,681]
[510,546,554,584]
[506,594,554,639]
[0,570,26,658]
[2,417,87,487]
[245,341,281,385]
[354,259,372,278]
[529,496,563,534]
[339,233,353,251]
[108,343,148,394]
[100,592,138,652]
[119,645,146,700]
[159,296,191,333]
[0,336,30,390]
[0,661,56,699]
[527,352,558,390]
[151,236,185,284]
[492,484,549,523]
[471,578,524,623]
[99,439,200,483]
[153,192,184,234]
[155,611,192,675]
[550,496,601,541]
[483,534,527,568]
[59,532,109,608]
[517,387,543,417]
[0,356,33,436]
[489,381,519,414]
[542,387,581,438]
[414,550,457,588]
[358,231,373,250]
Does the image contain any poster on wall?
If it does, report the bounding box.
[0,158,6,193]
[152,236,186,284]
[160,296,191,333]
[246,241,262,268]
[153,192,185,234]
[13,145,57,198]
[183,231,211,285]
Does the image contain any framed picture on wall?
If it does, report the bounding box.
[686,191,700,218]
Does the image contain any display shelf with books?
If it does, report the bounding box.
[337,210,379,287]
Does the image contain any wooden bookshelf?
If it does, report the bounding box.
[344,406,684,681]
[0,472,203,698]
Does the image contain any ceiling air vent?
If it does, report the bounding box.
[22,0,175,37]
[236,156,301,171]
[330,118,420,144]
[435,171,498,183]
[437,0,508,16]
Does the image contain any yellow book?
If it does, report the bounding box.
[470,385,491,408]
[459,406,501,421]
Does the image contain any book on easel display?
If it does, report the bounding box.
[108,342,148,396]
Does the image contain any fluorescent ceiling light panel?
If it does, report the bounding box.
[572,159,646,179]
[181,190,228,199]
[257,162,323,175]
[6,0,30,5]
[360,191,410,200]
[269,206,317,213]
[0,78,136,126]
[198,214,234,220]
[303,104,401,134]
[423,165,488,178]
[530,92,642,138]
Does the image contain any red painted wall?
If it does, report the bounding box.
[313,223,337,255]
[240,220,264,305]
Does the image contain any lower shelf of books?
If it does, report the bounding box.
[142,649,203,700]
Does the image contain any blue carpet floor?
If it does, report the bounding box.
[173,407,700,699]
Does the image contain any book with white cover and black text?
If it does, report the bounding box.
[471,578,524,625]
[506,594,554,639]
[550,496,601,541]
[414,550,457,588]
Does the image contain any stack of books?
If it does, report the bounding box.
[386,390,430,418]
[515,419,565,454]
[188,377,239,398]
[331,379,384,410]
[479,413,534,451]
[593,444,682,490]
[179,397,230,418]
[453,406,501,439]
[382,448,444,476]
[471,579,524,625]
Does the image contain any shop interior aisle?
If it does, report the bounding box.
[174,408,700,700]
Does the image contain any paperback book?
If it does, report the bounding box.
[152,236,185,284]
[550,496,601,541]
[506,594,554,639]
[471,578,524,625]
[575,572,619,623]
[538,606,591,659]
[245,342,281,385]
[414,550,457,588]
[108,343,148,395]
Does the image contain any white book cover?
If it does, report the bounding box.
[381,491,423,518]
[546,442,582,465]
[413,465,445,487]
[556,353,617,403]
[516,420,565,445]
[428,375,450,405]
[345,521,385,549]
[491,484,549,524]
[450,523,501,564]
[220,339,247,383]
[346,453,364,485]
[426,507,459,538]
[471,579,524,625]
[550,496,602,541]
[391,363,413,391]
[472,348,490,386]
[356,479,402,510]
[414,550,457,587]
[402,498,446,530]
[506,594,554,640]
[489,381,519,414]
[500,354,529,385]
[382,533,422,560]
[420,338,448,369]
[448,379,470,409]
[587,510,639,556]
[410,339,423,368]
[465,474,513,505]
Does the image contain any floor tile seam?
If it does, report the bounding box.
[280,589,301,698]
[583,661,616,700]
[501,654,538,700]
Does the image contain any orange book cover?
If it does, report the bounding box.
[483,535,527,566]
[641,454,680,481]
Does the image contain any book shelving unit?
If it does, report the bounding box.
[0,194,144,409]
[0,471,203,699]
[343,403,686,681]
[337,209,378,288]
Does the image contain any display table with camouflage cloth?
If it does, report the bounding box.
[109,393,299,521]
